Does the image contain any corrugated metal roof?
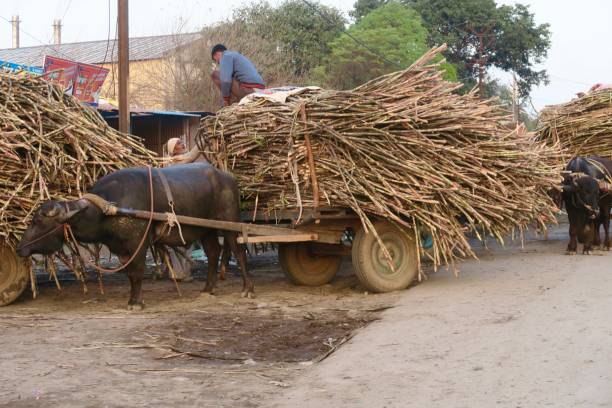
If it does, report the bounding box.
[0,32,201,67]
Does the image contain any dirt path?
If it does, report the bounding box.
[2,224,610,407]
[266,226,612,408]
[0,256,398,408]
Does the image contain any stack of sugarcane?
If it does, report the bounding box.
[198,45,563,268]
[0,72,157,247]
[537,89,612,161]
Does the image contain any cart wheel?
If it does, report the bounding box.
[0,243,30,306]
[352,220,418,293]
[278,243,342,286]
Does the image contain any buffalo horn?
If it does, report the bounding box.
[43,202,63,218]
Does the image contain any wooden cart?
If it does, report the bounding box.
[0,205,421,306]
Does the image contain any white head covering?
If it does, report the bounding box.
[166,137,181,156]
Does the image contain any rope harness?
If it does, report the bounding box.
[153,168,186,245]
[23,166,189,275]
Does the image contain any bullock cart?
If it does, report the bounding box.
[0,200,423,307]
[105,203,423,293]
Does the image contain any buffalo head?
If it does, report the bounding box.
[562,175,601,219]
[16,200,88,257]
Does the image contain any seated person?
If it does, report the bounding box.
[210,44,265,106]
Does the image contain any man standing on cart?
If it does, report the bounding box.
[210,44,265,107]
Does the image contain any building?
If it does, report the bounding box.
[97,107,209,156]
[0,23,201,110]
[0,18,211,155]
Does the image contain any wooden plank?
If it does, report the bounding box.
[237,234,318,244]
[115,208,302,236]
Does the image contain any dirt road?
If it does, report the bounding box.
[267,226,612,408]
[1,224,611,407]
[0,255,397,408]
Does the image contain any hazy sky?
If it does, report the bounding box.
[0,0,610,110]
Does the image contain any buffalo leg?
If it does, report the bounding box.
[567,220,578,255]
[224,231,254,298]
[126,252,147,310]
[202,233,220,294]
[582,222,594,255]
[603,202,611,250]
[219,240,231,281]
[593,219,601,248]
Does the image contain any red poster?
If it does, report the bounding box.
[73,62,109,105]
[43,55,77,94]
[43,56,109,105]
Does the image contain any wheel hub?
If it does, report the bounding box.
[373,237,404,276]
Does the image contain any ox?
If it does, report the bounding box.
[562,156,612,254]
[16,163,254,309]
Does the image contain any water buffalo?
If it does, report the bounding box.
[16,163,253,309]
[562,156,612,254]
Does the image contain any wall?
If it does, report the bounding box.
[103,113,200,156]
[99,58,175,110]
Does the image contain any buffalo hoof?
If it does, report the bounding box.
[126,303,144,311]
[582,249,592,255]
[202,287,216,295]
[241,290,255,299]
[565,250,576,256]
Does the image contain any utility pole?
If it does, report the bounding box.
[118,0,130,134]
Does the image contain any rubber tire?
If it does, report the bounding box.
[278,242,342,286]
[352,221,418,293]
[0,243,30,306]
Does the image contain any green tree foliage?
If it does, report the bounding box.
[402,0,551,97]
[234,0,346,77]
[316,3,454,89]
[350,0,387,22]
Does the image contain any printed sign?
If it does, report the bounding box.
[73,62,109,105]
[0,59,44,75]
[43,56,77,94]
[43,56,109,105]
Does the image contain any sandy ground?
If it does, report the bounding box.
[0,254,398,408]
[1,222,610,407]
[266,224,612,408]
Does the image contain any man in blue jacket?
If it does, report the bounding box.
[210,44,265,107]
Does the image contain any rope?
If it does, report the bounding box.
[17,223,64,249]
[165,209,186,245]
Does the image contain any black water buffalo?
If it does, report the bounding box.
[16,163,253,309]
[562,156,612,254]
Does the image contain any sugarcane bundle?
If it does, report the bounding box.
[537,89,612,161]
[0,72,157,246]
[198,45,563,268]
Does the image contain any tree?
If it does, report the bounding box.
[402,0,551,97]
[350,0,387,22]
[234,0,346,77]
[139,20,300,111]
[316,2,455,90]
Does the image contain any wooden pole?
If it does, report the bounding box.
[118,0,130,134]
